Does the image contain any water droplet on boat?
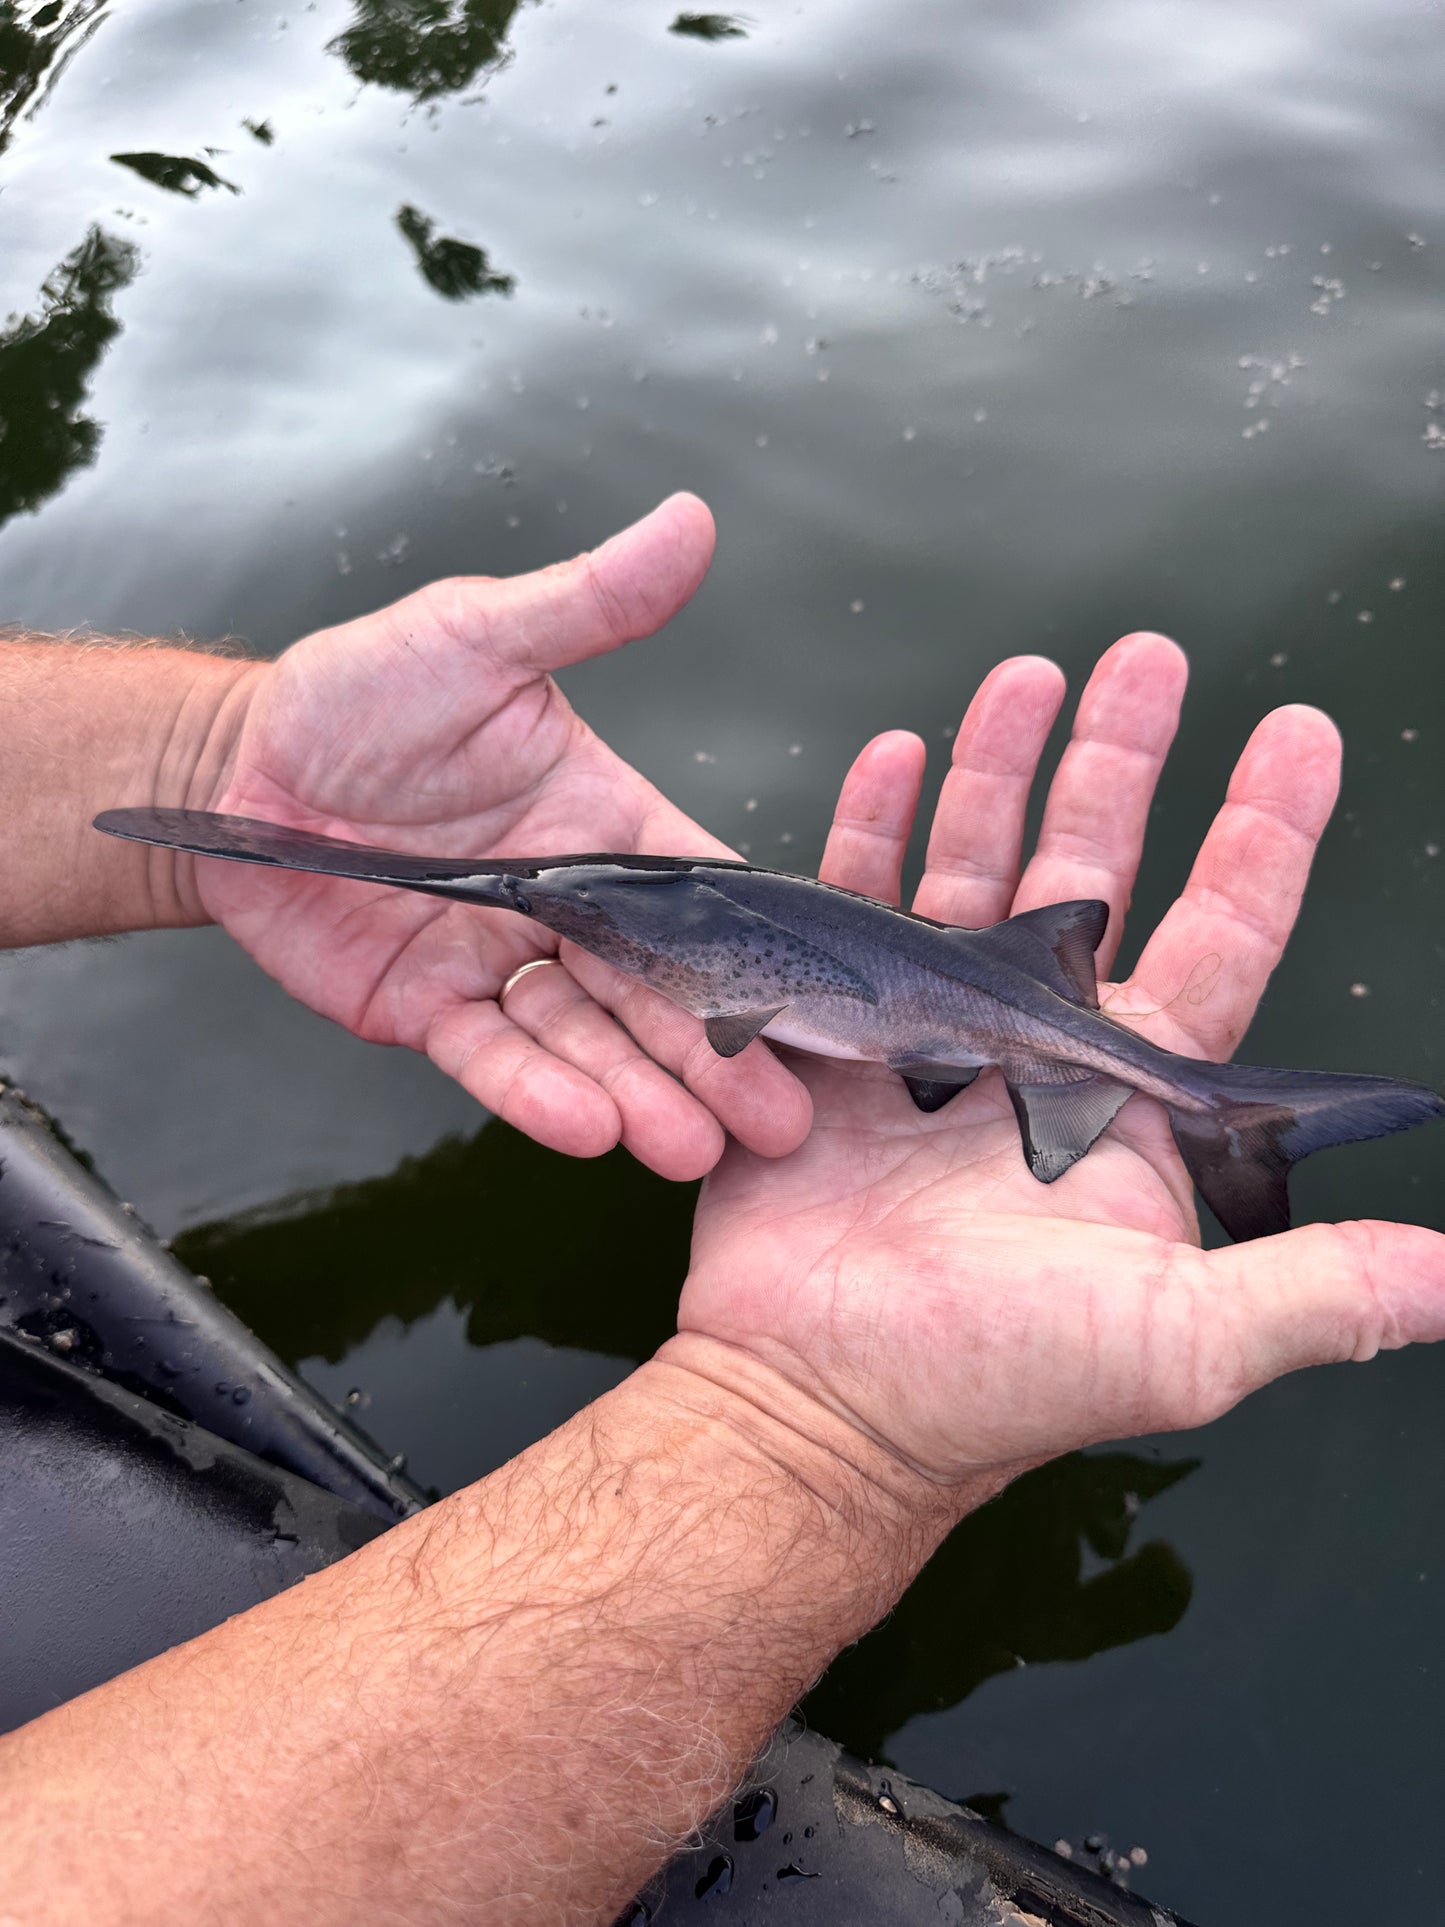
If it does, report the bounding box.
[850,598,864,613]
[1349,982,1370,998]
[694,1855,733,1899]
[734,1787,777,1840]
[1357,609,1373,623]
[1401,728,1419,742]
[1270,652,1287,667]
[1389,576,1406,591]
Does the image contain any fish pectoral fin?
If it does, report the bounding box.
[897,1067,982,1113]
[704,1007,788,1058]
[965,900,1109,1008]
[1000,1065,1132,1181]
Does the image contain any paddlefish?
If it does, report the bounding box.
[95,807,1443,1243]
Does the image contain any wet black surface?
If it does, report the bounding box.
[2,2,1443,1918]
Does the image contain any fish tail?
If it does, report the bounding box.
[1167,1062,1444,1243]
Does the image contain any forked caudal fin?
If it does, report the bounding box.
[1169,1062,1445,1243]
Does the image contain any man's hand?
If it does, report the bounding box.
[193,494,810,1179]
[673,634,1445,1490]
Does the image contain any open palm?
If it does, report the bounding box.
[199,494,809,1180]
[683,636,1445,1484]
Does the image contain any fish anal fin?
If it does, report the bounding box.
[1002,1066,1132,1181]
[968,900,1109,1008]
[899,1066,981,1113]
[705,1007,787,1058]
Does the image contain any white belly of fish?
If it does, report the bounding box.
[759,1007,989,1070]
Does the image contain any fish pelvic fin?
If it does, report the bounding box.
[704,1008,787,1057]
[1168,1064,1445,1243]
[965,900,1109,1008]
[898,1066,981,1113]
[999,1063,1132,1180]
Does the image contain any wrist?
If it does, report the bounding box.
[648,1335,1003,1613]
[144,650,266,925]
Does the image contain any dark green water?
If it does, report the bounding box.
[2,1,1442,1917]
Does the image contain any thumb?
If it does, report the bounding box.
[1200,1220,1445,1407]
[453,492,717,678]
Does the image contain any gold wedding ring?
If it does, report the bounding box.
[499,957,565,1004]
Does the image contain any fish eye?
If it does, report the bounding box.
[502,875,532,915]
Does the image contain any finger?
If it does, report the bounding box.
[1011,632,1188,975]
[440,492,717,678]
[560,944,815,1160]
[1167,1222,1445,1432]
[489,962,728,1180]
[818,730,928,905]
[426,996,624,1162]
[912,657,1067,927]
[1125,704,1342,1060]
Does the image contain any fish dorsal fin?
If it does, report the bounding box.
[966,900,1109,1008]
[999,1062,1131,1181]
[705,1008,787,1058]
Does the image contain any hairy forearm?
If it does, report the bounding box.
[0,638,260,946]
[0,1343,983,1927]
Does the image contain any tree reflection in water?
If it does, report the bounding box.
[0,227,139,530]
[111,150,239,198]
[0,0,106,160]
[669,14,750,40]
[329,0,527,100]
[397,204,515,300]
[803,1449,1197,1765]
